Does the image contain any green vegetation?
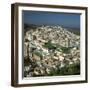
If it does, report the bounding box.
[43,40,61,50]
[43,40,57,50]
[59,62,80,75]
[33,51,43,57]
[43,40,72,53]
[32,62,80,77]
[48,62,80,76]
[60,46,71,54]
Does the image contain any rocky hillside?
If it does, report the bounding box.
[24,25,80,77]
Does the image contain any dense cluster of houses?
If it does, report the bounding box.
[24,25,80,77]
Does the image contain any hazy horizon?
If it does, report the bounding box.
[23,10,80,29]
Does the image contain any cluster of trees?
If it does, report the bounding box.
[48,62,80,76]
[43,40,71,53]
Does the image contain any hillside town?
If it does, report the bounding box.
[24,25,80,77]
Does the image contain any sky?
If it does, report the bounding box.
[23,10,80,28]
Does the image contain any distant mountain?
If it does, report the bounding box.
[63,27,80,35]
